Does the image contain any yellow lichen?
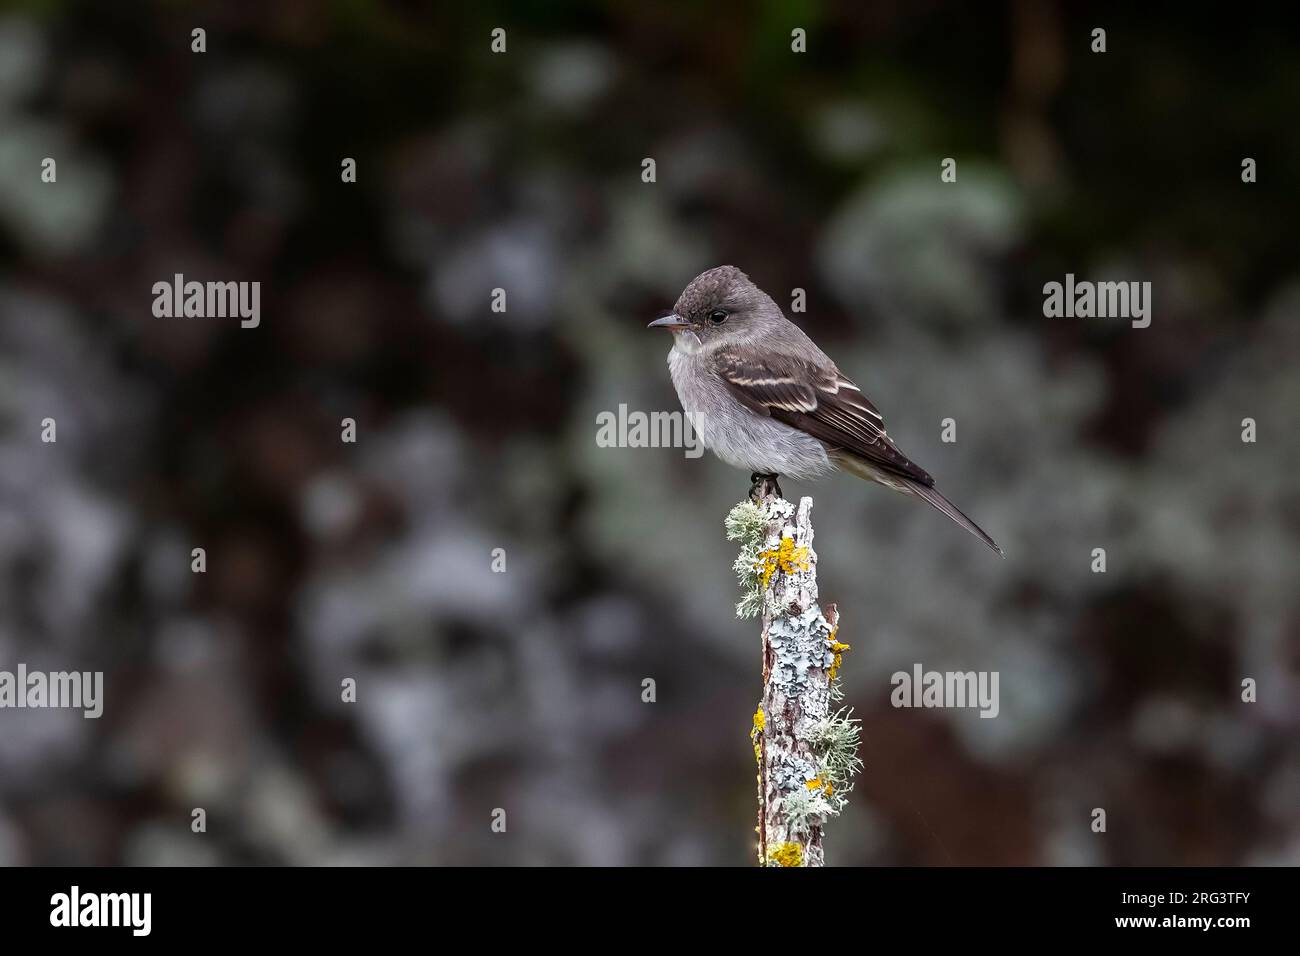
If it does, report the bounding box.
[751,706,765,764]
[806,777,834,797]
[757,538,810,589]
[752,707,765,733]
[768,842,804,867]
[826,626,851,681]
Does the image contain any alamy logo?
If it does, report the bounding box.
[1042,273,1151,328]
[151,273,261,327]
[890,663,999,718]
[50,886,151,936]
[0,664,102,718]
[595,404,705,459]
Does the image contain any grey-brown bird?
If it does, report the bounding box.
[649,265,1003,556]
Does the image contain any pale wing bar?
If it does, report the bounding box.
[716,350,934,487]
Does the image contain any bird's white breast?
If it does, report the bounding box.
[666,342,834,480]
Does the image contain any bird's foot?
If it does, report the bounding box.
[749,472,783,503]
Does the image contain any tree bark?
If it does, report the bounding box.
[751,493,840,868]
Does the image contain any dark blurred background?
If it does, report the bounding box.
[0,1,1296,865]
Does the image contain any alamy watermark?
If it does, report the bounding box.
[152,273,260,328]
[595,404,705,459]
[0,664,103,718]
[1043,273,1151,328]
[50,886,150,936]
[891,663,999,718]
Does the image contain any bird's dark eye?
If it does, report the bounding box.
[707,309,727,325]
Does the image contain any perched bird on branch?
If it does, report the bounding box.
[650,265,1003,556]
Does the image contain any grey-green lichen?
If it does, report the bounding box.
[768,606,837,694]
[725,499,767,547]
[726,499,811,618]
[810,707,863,813]
[769,707,862,832]
[768,748,819,795]
[778,784,835,837]
[725,500,769,617]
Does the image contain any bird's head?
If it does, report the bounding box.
[648,265,783,351]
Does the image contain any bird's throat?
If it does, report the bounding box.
[671,329,706,355]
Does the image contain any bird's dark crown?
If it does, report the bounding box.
[673,265,756,320]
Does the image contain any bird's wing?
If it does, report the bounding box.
[714,348,934,486]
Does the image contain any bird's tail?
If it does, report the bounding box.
[832,451,1003,556]
[907,481,1004,557]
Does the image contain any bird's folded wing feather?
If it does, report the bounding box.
[714,348,934,486]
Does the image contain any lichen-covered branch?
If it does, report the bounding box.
[727,493,862,867]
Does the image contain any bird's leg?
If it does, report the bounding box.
[749,472,783,503]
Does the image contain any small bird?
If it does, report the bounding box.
[649,265,1003,556]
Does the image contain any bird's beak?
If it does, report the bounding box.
[647,313,689,330]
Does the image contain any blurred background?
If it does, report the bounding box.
[0,1,1296,865]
